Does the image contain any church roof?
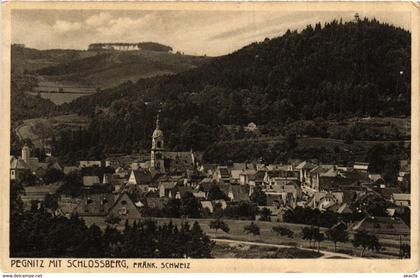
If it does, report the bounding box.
[152,128,163,138]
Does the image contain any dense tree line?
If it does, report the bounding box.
[283,207,363,228]
[11,74,57,123]
[10,193,214,258]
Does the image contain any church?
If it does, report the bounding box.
[149,113,202,174]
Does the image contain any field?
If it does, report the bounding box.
[15,114,90,148]
[26,92,95,105]
[212,241,323,258]
[82,216,409,259]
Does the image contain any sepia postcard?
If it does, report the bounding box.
[0,1,419,273]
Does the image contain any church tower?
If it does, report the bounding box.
[151,113,165,172]
[21,144,30,165]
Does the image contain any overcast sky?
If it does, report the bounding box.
[11,9,411,56]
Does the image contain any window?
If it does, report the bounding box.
[157,141,162,148]
[11,170,15,175]
[119,207,127,215]
[156,153,162,160]
[121,200,127,205]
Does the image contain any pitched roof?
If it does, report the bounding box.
[230,163,256,171]
[266,170,298,179]
[131,169,152,184]
[250,170,266,182]
[10,157,30,170]
[24,184,59,195]
[392,193,410,201]
[310,165,334,175]
[83,176,100,186]
[229,185,249,201]
[217,166,230,178]
[201,164,218,172]
[201,201,214,213]
[73,193,117,216]
[144,197,169,209]
[63,166,78,175]
[160,181,177,189]
[336,203,353,214]
[295,161,317,170]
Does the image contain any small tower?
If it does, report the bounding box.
[190,147,196,169]
[151,113,165,172]
[21,144,30,165]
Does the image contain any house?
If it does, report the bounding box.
[266,192,297,208]
[192,190,207,199]
[257,205,287,221]
[199,164,218,177]
[105,158,120,168]
[352,216,410,235]
[48,161,64,172]
[83,176,100,187]
[318,170,370,192]
[228,185,249,201]
[143,197,169,210]
[295,161,318,184]
[201,201,214,213]
[73,193,141,221]
[398,160,410,181]
[248,170,266,187]
[353,162,369,172]
[79,160,102,168]
[128,169,153,186]
[336,203,353,214]
[10,156,31,181]
[213,166,231,183]
[172,186,195,199]
[239,169,257,185]
[244,122,259,133]
[232,162,256,171]
[115,166,129,178]
[309,165,335,191]
[213,199,228,209]
[307,192,344,211]
[102,173,128,190]
[57,197,81,218]
[63,166,78,175]
[21,185,60,209]
[27,157,48,176]
[264,170,299,186]
[265,180,302,201]
[368,173,383,182]
[391,193,410,207]
[198,177,214,190]
[159,181,178,198]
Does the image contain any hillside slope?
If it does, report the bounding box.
[35,49,209,89]
[12,45,209,89]
[54,18,410,164]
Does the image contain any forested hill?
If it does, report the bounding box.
[56,18,411,157]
